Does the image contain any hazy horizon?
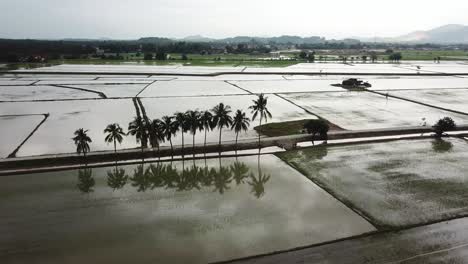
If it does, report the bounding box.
[1,0,468,40]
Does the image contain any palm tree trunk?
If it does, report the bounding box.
[235,132,239,156]
[218,127,223,154]
[193,134,196,159]
[114,139,117,154]
[157,145,161,161]
[169,139,174,159]
[204,129,208,159]
[181,132,185,158]
[258,117,263,154]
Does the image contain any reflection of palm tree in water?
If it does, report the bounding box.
[230,161,250,185]
[130,163,151,192]
[212,165,232,194]
[248,154,271,199]
[77,167,95,193]
[84,159,268,198]
[107,165,128,190]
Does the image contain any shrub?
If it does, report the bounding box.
[304,119,330,145]
[433,117,456,137]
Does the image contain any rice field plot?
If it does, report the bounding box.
[0,155,374,264]
[0,99,138,156]
[0,115,45,158]
[0,85,101,101]
[230,80,346,94]
[388,89,468,113]
[139,80,249,97]
[280,91,468,130]
[277,138,468,228]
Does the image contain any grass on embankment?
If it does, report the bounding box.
[254,119,345,137]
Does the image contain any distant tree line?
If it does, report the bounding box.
[1,38,467,62]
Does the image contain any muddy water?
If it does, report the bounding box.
[0,155,374,263]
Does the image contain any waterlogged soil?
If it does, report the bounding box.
[0,155,374,264]
[281,91,468,130]
[277,138,468,228]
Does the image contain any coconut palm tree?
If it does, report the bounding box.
[104,123,126,153]
[200,110,215,152]
[72,128,92,158]
[212,103,233,152]
[161,116,179,157]
[128,116,148,156]
[185,110,202,157]
[175,112,189,157]
[249,94,272,148]
[148,119,165,160]
[231,110,250,154]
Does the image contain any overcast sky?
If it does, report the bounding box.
[1,0,467,39]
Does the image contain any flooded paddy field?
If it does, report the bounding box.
[277,138,468,228]
[0,155,374,263]
[280,91,468,130]
[0,100,138,156]
[0,85,101,101]
[139,80,249,97]
[388,89,468,113]
[1,62,468,158]
[0,115,45,158]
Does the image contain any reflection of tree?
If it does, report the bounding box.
[432,139,454,153]
[77,168,95,193]
[130,164,151,192]
[230,161,250,185]
[107,166,128,190]
[248,172,271,199]
[212,166,232,194]
[97,159,271,198]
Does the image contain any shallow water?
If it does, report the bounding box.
[281,91,468,129]
[0,115,44,158]
[0,99,138,156]
[0,86,100,101]
[0,155,374,263]
[278,138,468,227]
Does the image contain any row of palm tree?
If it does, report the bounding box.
[72,94,272,159]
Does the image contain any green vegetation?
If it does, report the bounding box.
[304,119,330,145]
[433,117,456,137]
[255,119,343,137]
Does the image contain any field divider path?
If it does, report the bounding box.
[368,90,468,116]
[3,125,468,173]
[136,80,158,97]
[7,113,49,158]
[224,81,254,94]
[273,93,321,119]
[51,84,107,98]
[221,217,468,264]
